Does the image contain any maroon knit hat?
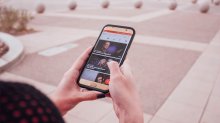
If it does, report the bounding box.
[0,81,65,123]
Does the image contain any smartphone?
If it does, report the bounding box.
[77,24,135,93]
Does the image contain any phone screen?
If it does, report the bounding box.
[78,25,134,92]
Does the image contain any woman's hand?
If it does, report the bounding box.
[107,61,144,123]
[50,47,103,115]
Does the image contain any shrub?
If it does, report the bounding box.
[0,6,33,34]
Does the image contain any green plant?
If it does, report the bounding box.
[0,6,33,34]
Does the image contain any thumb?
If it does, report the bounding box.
[107,61,122,77]
[79,91,103,101]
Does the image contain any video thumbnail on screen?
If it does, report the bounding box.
[86,54,120,74]
[94,40,127,58]
[95,73,110,85]
[81,69,110,85]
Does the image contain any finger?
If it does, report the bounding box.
[79,91,104,101]
[107,61,122,78]
[60,47,92,86]
[120,60,133,80]
[70,46,92,72]
[64,47,92,80]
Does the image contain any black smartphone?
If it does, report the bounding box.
[77,24,135,93]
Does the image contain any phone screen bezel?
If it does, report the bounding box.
[77,24,136,93]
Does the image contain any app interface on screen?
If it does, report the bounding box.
[80,27,133,90]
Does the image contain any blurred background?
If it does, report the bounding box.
[0,0,220,123]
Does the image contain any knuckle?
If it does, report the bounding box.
[112,74,124,81]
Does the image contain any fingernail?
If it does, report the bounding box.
[107,62,111,66]
[107,61,116,66]
[97,94,106,99]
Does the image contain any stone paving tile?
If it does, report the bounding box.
[30,14,135,30]
[136,11,220,43]
[98,109,152,123]
[200,73,220,123]
[177,78,213,94]
[176,45,220,96]
[211,30,220,46]
[155,101,202,123]
[135,35,187,49]
[211,91,220,102]
[168,86,210,108]
[211,74,220,99]
[135,35,207,52]
[150,116,176,123]
[17,27,94,54]
[204,97,220,119]
[128,43,200,114]
[68,100,112,123]
[63,113,91,123]
[200,96,220,123]
[200,111,220,123]
[183,41,207,52]
[97,110,118,123]
[39,8,173,23]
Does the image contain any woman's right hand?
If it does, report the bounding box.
[107,61,144,123]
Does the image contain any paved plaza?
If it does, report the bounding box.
[0,0,220,123]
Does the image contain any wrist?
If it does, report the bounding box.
[49,92,68,116]
[119,106,144,123]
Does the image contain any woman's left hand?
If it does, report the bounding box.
[50,47,104,115]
